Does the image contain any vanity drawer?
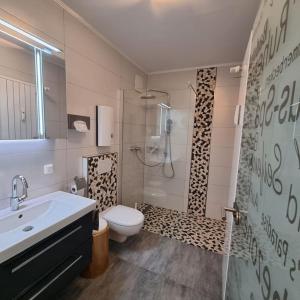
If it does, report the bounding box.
[17,241,92,300]
[0,212,93,299]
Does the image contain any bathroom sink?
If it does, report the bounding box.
[0,191,96,263]
[0,200,52,234]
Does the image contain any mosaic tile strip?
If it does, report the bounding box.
[86,153,118,212]
[188,67,217,216]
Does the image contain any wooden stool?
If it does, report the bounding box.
[82,219,109,278]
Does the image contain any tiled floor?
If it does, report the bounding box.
[57,231,223,300]
[139,204,226,254]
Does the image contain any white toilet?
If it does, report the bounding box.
[100,205,144,243]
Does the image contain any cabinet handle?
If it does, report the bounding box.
[11,225,82,273]
[28,255,83,300]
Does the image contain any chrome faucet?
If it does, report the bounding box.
[10,175,29,211]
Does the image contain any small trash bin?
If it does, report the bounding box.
[82,218,109,278]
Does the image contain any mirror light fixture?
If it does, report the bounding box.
[0,18,62,53]
[34,48,45,139]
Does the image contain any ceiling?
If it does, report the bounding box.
[61,0,261,73]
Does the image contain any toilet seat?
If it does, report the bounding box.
[102,205,144,227]
[101,205,144,242]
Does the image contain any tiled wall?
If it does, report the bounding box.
[147,66,240,218]
[146,70,196,212]
[0,0,146,209]
[206,66,241,219]
[187,67,217,216]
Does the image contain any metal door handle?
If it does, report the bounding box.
[222,202,241,225]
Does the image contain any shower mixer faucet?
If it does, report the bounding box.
[129,146,141,151]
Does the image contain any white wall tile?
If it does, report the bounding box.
[144,192,185,212]
[206,65,240,219]
[64,12,121,76]
[66,83,116,120]
[214,86,240,107]
[207,184,230,207]
[0,139,66,155]
[211,128,235,147]
[66,47,120,100]
[144,175,185,197]
[208,166,232,187]
[148,70,196,90]
[123,101,146,125]
[169,90,192,109]
[170,127,189,145]
[144,160,187,180]
[170,109,190,129]
[216,66,241,87]
[66,146,103,181]
[209,146,234,167]
[212,106,236,128]
[0,149,67,200]
[123,124,145,144]
[206,203,223,220]
[120,58,146,88]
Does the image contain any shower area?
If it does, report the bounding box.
[119,67,240,253]
[121,86,195,213]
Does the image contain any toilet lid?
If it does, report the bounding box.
[103,205,144,227]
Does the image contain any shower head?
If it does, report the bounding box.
[158,103,171,109]
[140,89,169,100]
[140,93,156,100]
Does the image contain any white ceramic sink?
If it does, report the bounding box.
[0,191,96,264]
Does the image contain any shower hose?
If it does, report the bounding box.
[133,132,175,179]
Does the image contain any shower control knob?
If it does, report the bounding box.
[129,146,141,151]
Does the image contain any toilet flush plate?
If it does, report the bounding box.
[97,159,112,175]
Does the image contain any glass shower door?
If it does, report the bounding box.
[121,89,146,208]
[225,1,300,299]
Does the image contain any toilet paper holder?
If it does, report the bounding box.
[70,176,87,197]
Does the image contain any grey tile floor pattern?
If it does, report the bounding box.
[57,231,223,300]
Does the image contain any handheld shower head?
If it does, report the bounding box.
[166,119,173,134]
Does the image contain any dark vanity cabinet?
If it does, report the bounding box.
[0,212,93,300]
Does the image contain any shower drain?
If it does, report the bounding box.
[22,226,34,232]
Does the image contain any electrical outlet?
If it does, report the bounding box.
[43,164,54,175]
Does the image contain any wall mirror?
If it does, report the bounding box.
[0,22,66,140]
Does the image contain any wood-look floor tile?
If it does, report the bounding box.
[57,231,223,300]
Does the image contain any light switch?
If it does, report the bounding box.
[44,164,54,175]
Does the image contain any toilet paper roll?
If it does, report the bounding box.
[70,182,78,195]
